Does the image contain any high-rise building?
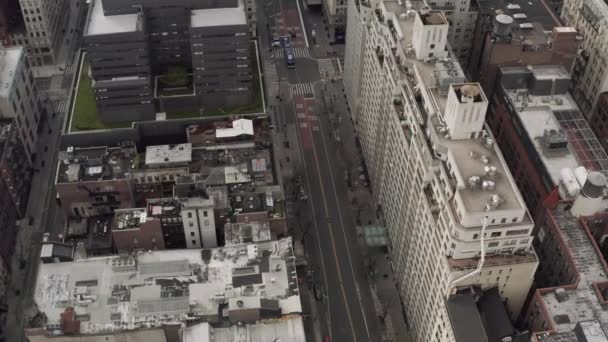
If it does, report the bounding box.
[17,0,67,66]
[344,1,538,340]
[433,0,478,68]
[467,0,578,100]
[560,0,608,114]
[489,65,608,219]
[323,0,348,43]
[82,0,252,122]
[0,46,44,161]
[0,0,23,46]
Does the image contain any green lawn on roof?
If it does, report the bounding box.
[69,59,132,132]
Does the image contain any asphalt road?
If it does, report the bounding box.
[257,0,381,340]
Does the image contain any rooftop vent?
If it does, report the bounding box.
[543,129,568,151]
[468,176,481,189]
[493,14,513,36]
[519,23,534,29]
[482,180,496,191]
[555,288,568,302]
[481,155,490,164]
[484,166,498,178]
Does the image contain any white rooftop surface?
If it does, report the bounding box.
[224,221,272,246]
[0,46,23,98]
[216,119,254,139]
[505,90,588,186]
[191,3,247,28]
[145,143,192,166]
[34,238,300,335]
[86,0,140,36]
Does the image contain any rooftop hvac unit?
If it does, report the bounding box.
[542,129,568,151]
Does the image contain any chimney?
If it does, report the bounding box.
[571,171,607,217]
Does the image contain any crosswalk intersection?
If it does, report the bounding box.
[272,47,311,59]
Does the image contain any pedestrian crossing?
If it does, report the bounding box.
[272,47,311,59]
[290,83,314,96]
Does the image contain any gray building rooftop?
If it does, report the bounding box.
[56,145,137,183]
[33,238,300,335]
[86,0,141,36]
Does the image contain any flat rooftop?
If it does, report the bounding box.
[113,208,147,231]
[190,2,247,28]
[183,318,306,342]
[501,66,608,184]
[86,0,141,36]
[475,0,561,31]
[535,204,608,341]
[224,221,272,246]
[34,238,300,335]
[0,46,23,98]
[145,144,193,166]
[57,145,137,183]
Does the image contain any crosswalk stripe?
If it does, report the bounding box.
[272,47,310,59]
[290,83,314,95]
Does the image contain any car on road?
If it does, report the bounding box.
[284,48,295,68]
[281,37,291,48]
[272,37,281,47]
[313,283,324,301]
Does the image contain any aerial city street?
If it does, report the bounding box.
[0,0,608,341]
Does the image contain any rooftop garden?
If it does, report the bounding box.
[157,66,194,97]
[68,57,133,132]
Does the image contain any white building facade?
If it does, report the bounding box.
[560,0,608,115]
[180,197,217,248]
[18,0,67,66]
[344,1,538,340]
[0,46,42,160]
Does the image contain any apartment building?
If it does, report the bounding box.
[179,197,217,248]
[82,0,252,122]
[345,1,538,340]
[344,0,371,121]
[0,0,22,45]
[560,0,608,115]
[467,0,578,100]
[429,0,478,67]
[0,46,43,161]
[489,65,608,219]
[524,176,608,341]
[589,92,608,150]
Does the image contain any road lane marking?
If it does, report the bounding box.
[291,96,333,335]
[305,97,359,342]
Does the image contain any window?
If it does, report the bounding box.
[192,240,197,245]
[430,44,435,49]
[488,242,499,247]
[203,211,208,217]
[501,218,507,224]
[511,217,518,223]
[490,232,502,237]
[473,234,479,239]
[189,222,194,227]
[187,212,192,218]
[190,232,195,237]
[506,229,528,236]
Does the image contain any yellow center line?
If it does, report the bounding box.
[306,100,358,342]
